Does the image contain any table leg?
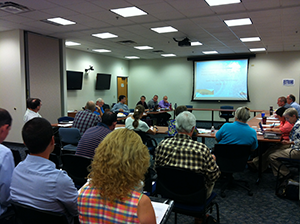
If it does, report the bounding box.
[211,111,214,127]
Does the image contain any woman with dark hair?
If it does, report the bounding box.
[136,95,149,111]
[125,105,157,135]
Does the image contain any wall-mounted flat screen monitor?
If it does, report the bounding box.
[96,73,111,90]
[192,58,250,102]
[67,71,83,90]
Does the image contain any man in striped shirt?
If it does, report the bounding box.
[76,112,117,158]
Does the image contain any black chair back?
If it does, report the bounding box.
[10,149,22,167]
[214,144,252,173]
[219,106,235,122]
[11,201,69,224]
[156,166,206,205]
[57,116,74,123]
[61,154,92,188]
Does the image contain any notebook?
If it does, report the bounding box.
[258,122,281,139]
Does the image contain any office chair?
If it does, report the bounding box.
[10,149,23,167]
[143,167,157,196]
[57,116,74,123]
[219,106,234,123]
[134,131,157,160]
[11,201,71,224]
[49,153,61,169]
[214,144,253,197]
[61,154,92,189]
[185,105,193,113]
[58,127,81,153]
[156,166,220,224]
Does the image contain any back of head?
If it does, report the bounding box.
[275,107,287,117]
[175,111,196,133]
[119,95,125,102]
[132,105,145,129]
[96,98,103,103]
[86,101,96,111]
[235,106,250,122]
[30,98,41,110]
[22,117,53,154]
[89,128,149,201]
[102,112,117,126]
[289,94,296,102]
[0,108,12,127]
[175,105,187,116]
[283,107,299,119]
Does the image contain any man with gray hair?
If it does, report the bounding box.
[94,98,105,117]
[72,101,102,135]
[155,111,220,198]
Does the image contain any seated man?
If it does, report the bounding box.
[269,108,300,178]
[94,98,105,117]
[72,101,102,135]
[215,106,258,150]
[287,94,300,117]
[147,95,159,110]
[157,95,171,126]
[155,111,220,198]
[76,112,117,158]
[10,118,78,222]
[111,95,130,113]
[277,96,291,109]
[0,108,14,218]
[23,98,42,123]
[158,95,170,109]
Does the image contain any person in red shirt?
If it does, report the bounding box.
[248,107,293,172]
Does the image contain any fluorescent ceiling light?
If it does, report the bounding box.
[92,49,111,53]
[161,54,176,57]
[134,46,153,50]
[110,6,147,17]
[224,18,252,27]
[250,48,266,52]
[240,37,261,42]
[125,56,140,59]
[202,51,218,54]
[205,0,241,6]
[151,26,178,33]
[191,41,203,46]
[47,17,76,25]
[65,41,81,46]
[92,32,118,39]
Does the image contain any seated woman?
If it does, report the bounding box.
[136,95,149,111]
[268,108,300,178]
[168,105,198,138]
[215,106,258,150]
[77,129,156,224]
[248,107,293,172]
[125,105,157,136]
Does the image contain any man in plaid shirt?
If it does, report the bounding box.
[155,111,220,198]
[72,101,102,135]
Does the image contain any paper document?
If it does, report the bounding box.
[197,128,211,134]
[57,123,72,127]
[151,202,169,224]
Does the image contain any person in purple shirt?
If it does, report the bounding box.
[158,95,171,108]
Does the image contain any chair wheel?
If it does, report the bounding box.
[248,191,253,196]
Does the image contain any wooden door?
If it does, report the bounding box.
[117,77,128,105]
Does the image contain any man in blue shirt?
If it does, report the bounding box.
[111,95,130,113]
[0,108,14,218]
[10,118,78,222]
[287,94,300,117]
[94,98,105,116]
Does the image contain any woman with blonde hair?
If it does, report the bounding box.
[77,128,156,223]
[125,104,157,135]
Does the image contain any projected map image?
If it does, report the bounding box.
[194,59,248,101]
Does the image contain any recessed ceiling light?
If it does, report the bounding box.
[151,26,178,33]
[205,0,241,6]
[125,56,140,59]
[191,42,203,46]
[92,32,118,39]
[47,17,76,25]
[224,18,252,27]
[161,54,176,57]
[250,48,266,52]
[110,6,147,17]
[202,51,218,54]
[134,46,153,50]
[240,37,261,42]
[92,49,111,53]
[65,41,81,46]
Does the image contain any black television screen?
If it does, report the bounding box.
[67,71,83,90]
[192,58,250,102]
[96,73,111,90]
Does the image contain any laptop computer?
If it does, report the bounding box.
[258,122,281,139]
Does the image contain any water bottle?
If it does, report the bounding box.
[211,126,215,134]
[169,103,172,110]
[174,103,177,109]
[269,106,273,116]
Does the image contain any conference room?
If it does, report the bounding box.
[1,0,300,223]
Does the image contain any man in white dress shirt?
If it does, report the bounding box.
[23,98,42,123]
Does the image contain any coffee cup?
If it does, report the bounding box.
[261,112,265,118]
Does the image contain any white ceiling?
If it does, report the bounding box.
[0,0,299,60]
